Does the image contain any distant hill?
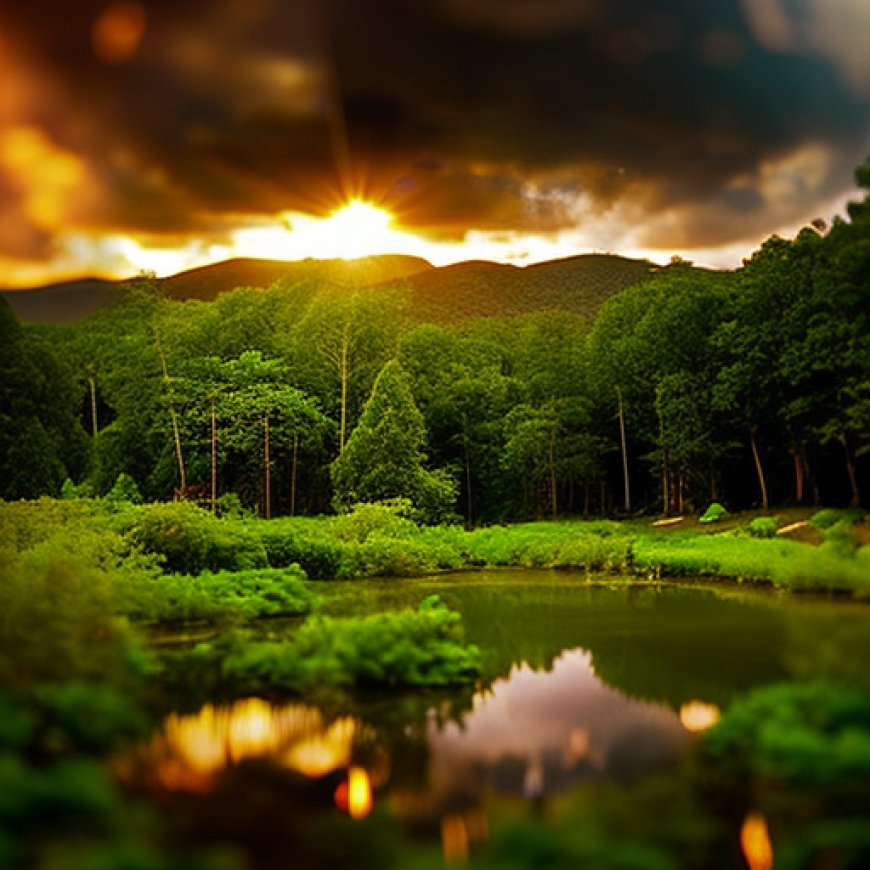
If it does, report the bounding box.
[2,251,681,326]
[0,255,433,324]
[396,254,660,324]
[160,254,433,301]
[0,278,119,324]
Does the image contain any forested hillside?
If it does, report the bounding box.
[2,165,869,520]
[2,252,657,326]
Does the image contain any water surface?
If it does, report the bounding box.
[128,571,870,862]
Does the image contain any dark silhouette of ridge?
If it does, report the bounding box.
[1,251,690,326]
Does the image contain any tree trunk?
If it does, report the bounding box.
[583,482,590,517]
[791,448,804,504]
[616,386,631,512]
[548,434,558,519]
[339,330,349,452]
[154,328,186,494]
[290,433,298,516]
[840,435,861,508]
[710,466,718,503]
[264,415,271,520]
[662,448,670,516]
[210,400,217,512]
[88,375,98,439]
[465,448,473,528]
[677,471,684,514]
[749,425,769,511]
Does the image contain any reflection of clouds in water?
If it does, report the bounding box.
[427,649,689,798]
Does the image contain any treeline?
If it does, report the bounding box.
[2,163,869,519]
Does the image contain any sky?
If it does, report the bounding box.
[2,0,870,286]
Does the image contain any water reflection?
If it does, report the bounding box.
[129,698,367,793]
[679,700,721,732]
[741,812,774,870]
[397,649,689,821]
[130,647,701,822]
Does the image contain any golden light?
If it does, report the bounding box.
[0,126,85,229]
[347,766,374,820]
[137,699,361,792]
[679,700,721,733]
[740,812,774,870]
[92,2,147,65]
[441,814,470,864]
[283,718,357,778]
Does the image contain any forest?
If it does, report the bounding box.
[2,163,869,522]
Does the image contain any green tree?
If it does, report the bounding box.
[0,300,88,498]
[331,360,456,521]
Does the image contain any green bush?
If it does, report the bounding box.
[331,500,419,543]
[183,595,481,696]
[811,509,842,530]
[105,473,143,505]
[125,502,267,574]
[699,502,727,524]
[703,682,870,787]
[0,545,142,691]
[260,520,352,579]
[120,566,313,623]
[748,516,778,539]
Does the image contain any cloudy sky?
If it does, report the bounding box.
[2,0,870,284]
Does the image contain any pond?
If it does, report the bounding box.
[124,571,870,867]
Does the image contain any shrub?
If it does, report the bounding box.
[811,508,865,530]
[699,502,727,524]
[183,596,481,696]
[331,500,418,543]
[120,566,313,623]
[703,682,870,787]
[125,502,267,574]
[748,517,778,539]
[105,473,143,505]
[260,520,352,579]
[0,544,141,691]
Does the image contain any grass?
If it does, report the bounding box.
[2,498,868,598]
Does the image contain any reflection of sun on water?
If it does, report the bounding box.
[679,700,721,733]
[136,698,367,795]
[741,812,774,870]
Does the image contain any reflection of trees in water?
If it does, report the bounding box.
[448,580,792,708]
[781,605,870,691]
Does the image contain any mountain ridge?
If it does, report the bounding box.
[2,252,696,325]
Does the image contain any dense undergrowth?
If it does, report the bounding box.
[7,497,867,599]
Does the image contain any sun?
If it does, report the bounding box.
[316,200,397,259]
[227,198,414,262]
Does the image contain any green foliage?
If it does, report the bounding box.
[259,518,353,579]
[699,503,727,524]
[182,596,481,696]
[331,500,419,542]
[0,544,142,691]
[120,566,313,623]
[125,502,267,573]
[214,491,248,518]
[332,360,457,522]
[748,516,778,538]
[703,682,870,787]
[105,472,143,504]
[811,508,865,529]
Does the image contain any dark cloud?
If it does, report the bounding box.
[1,0,869,265]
